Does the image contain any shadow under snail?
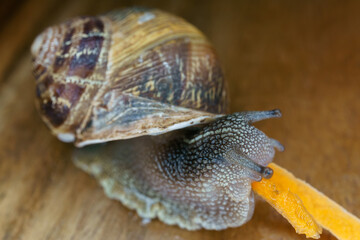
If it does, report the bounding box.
[31,7,284,230]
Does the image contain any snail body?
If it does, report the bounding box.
[32,8,283,230]
[74,111,283,230]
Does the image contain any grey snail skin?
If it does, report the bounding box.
[31,7,283,230]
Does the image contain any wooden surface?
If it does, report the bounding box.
[1,1,359,239]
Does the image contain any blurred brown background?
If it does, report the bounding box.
[0,0,359,239]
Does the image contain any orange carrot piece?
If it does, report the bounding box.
[252,164,322,238]
[253,163,360,240]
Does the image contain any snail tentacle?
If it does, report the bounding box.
[224,150,273,180]
[244,109,282,123]
[270,138,285,152]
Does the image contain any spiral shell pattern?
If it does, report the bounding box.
[32,8,228,146]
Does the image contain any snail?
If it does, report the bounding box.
[31,7,284,230]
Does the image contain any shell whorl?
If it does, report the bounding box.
[32,8,228,146]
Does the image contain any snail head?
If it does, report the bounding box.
[187,109,284,181]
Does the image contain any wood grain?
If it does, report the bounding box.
[0,0,359,239]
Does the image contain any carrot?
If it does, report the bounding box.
[252,163,360,240]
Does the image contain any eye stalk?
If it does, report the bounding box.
[243,109,282,123]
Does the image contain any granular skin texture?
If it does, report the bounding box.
[73,111,282,230]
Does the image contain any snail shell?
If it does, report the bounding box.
[31,7,227,147]
[32,8,283,230]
